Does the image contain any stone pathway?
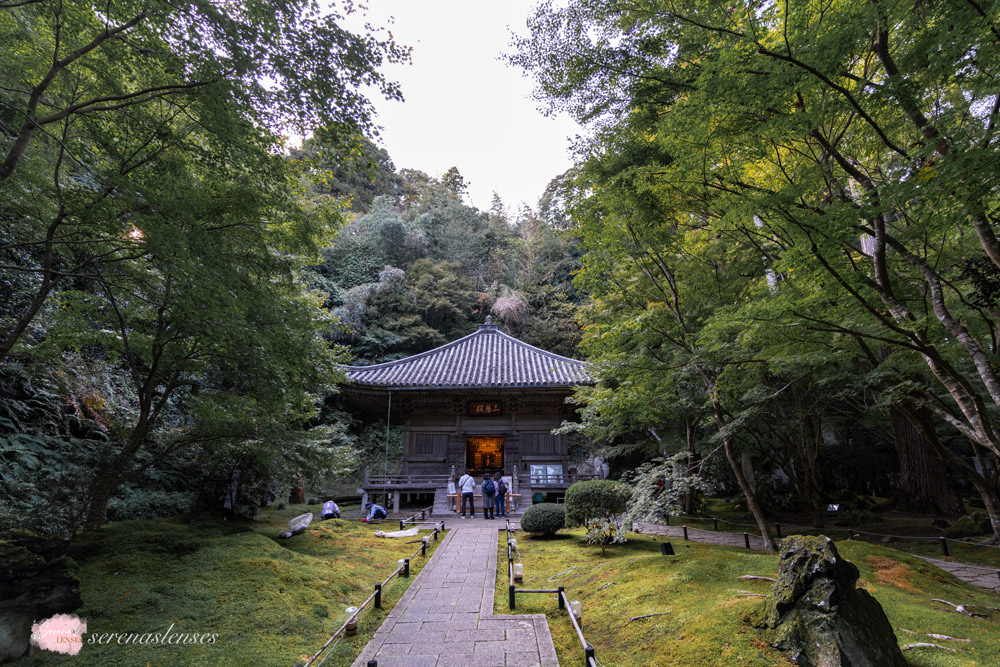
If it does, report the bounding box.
[351,518,559,667]
[637,522,1000,594]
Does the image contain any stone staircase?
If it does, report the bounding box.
[430,484,533,516]
[432,486,452,515]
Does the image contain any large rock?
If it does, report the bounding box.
[0,532,82,663]
[754,535,905,667]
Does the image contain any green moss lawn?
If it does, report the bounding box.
[496,528,1000,666]
[25,504,445,666]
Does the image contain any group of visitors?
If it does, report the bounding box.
[457,469,507,519]
[318,498,388,522]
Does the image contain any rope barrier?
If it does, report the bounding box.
[506,520,600,666]
[302,522,445,667]
[646,520,1000,591]
[663,512,1000,550]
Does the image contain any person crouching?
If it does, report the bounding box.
[321,500,340,520]
[363,502,387,522]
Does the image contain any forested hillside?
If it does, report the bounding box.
[0,0,583,532]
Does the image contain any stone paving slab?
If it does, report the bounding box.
[352,518,559,666]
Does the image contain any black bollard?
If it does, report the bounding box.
[433,528,438,541]
[660,542,674,556]
[585,646,595,666]
[403,559,410,577]
[743,532,751,549]
[665,514,670,526]
[682,525,688,540]
[421,509,426,520]
[775,524,782,538]
[400,519,405,531]
[368,661,377,667]
[509,584,516,610]
[558,586,565,609]
[940,537,950,557]
[422,541,427,557]
[713,518,719,531]
[374,583,382,609]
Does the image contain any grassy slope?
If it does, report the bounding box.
[24,504,445,667]
[496,529,1000,666]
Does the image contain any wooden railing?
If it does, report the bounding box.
[364,472,450,487]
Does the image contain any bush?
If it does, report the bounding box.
[944,512,992,539]
[106,488,193,522]
[585,517,627,556]
[521,503,565,536]
[565,479,629,528]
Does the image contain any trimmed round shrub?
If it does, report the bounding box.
[565,479,629,528]
[521,503,565,536]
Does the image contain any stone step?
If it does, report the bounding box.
[431,486,451,514]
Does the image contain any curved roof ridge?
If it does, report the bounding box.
[341,322,590,389]
[343,327,483,371]
[492,329,587,366]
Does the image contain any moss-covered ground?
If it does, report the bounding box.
[675,498,1000,570]
[496,529,1000,666]
[24,504,446,666]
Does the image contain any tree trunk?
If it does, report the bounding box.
[708,395,776,553]
[84,417,150,530]
[901,402,1000,540]
[683,418,697,514]
[723,436,777,553]
[84,471,121,531]
[887,404,963,516]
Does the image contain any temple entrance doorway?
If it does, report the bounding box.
[466,436,504,476]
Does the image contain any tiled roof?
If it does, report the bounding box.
[343,318,590,389]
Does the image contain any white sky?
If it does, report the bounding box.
[349,1,582,213]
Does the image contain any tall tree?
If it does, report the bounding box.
[0,0,408,359]
[41,140,341,529]
[513,0,1000,538]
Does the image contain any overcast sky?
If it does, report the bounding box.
[347,1,582,213]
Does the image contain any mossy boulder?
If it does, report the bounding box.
[521,503,565,536]
[0,531,82,662]
[753,535,905,667]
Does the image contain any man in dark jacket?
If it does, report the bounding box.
[482,474,496,520]
[494,473,507,518]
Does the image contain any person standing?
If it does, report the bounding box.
[458,469,476,518]
[494,473,507,518]
[482,473,496,520]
